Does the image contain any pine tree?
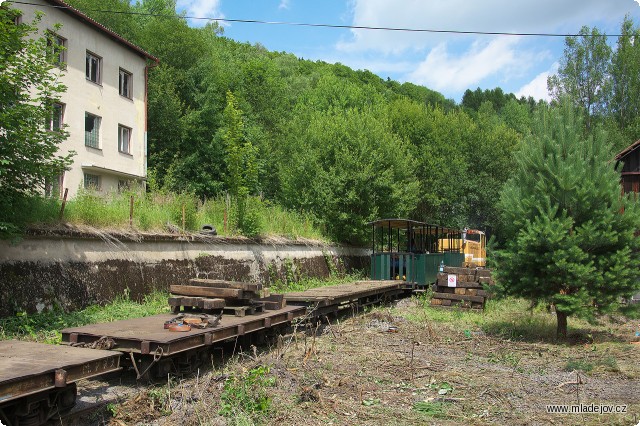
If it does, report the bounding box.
[494,102,640,338]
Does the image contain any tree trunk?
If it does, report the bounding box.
[556,310,568,339]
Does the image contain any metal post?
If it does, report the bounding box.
[371,223,376,280]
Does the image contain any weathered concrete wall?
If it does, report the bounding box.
[0,230,369,316]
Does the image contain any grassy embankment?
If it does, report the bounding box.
[3,190,325,241]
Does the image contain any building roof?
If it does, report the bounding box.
[615,139,640,161]
[27,0,159,62]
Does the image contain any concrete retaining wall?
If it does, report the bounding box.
[0,230,369,316]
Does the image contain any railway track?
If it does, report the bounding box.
[0,280,408,426]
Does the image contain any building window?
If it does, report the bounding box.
[45,173,63,198]
[118,179,131,192]
[85,113,101,148]
[118,125,131,154]
[84,173,100,190]
[47,32,66,67]
[119,68,132,98]
[45,102,64,131]
[85,51,102,83]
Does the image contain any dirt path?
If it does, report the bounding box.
[85,298,639,425]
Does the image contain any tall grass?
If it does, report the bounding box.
[0,290,170,344]
[405,296,563,342]
[405,295,636,342]
[7,190,327,241]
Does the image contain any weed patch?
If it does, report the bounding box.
[412,401,448,418]
[219,365,276,422]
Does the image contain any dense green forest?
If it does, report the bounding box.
[26,2,640,243]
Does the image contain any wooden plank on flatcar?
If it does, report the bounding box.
[189,278,262,292]
[170,285,243,299]
[259,294,286,310]
[0,341,120,404]
[432,292,485,303]
[284,280,405,307]
[202,298,226,309]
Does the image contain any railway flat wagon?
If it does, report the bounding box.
[284,280,407,317]
[0,340,121,426]
[61,306,306,380]
[369,219,465,287]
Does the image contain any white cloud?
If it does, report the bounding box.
[338,0,637,54]
[279,0,291,10]
[407,37,525,93]
[176,0,223,27]
[516,69,554,101]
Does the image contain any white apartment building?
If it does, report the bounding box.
[12,0,158,198]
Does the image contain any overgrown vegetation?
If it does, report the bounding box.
[219,365,276,424]
[0,8,74,238]
[0,290,169,343]
[14,189,325,240]
[405,295,632,343]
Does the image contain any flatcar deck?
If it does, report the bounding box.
[0,340,121,426]
[0,340,121,405]
[284,280,407,314]
[61,305,305,356]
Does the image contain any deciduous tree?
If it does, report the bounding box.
[0,8,73,231]
[548,26,612,130]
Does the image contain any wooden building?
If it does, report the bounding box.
[615,139,640,194]
[614,139,640,303]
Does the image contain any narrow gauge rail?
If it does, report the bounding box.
[1,279,410,426]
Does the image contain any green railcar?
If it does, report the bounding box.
[368,219,464,287]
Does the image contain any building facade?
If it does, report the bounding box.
[13,0,157,198]
[615,139,640,195]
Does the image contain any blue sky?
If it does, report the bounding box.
[176,0,640,103]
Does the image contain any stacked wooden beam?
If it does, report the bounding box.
[169,279,285,317]
[430,267,494,310]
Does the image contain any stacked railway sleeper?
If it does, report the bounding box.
[430,266,494,310]
[0,279,409,426]
[169,278,285,317]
